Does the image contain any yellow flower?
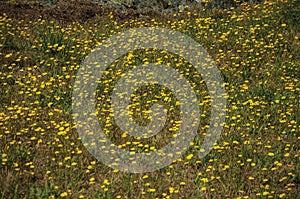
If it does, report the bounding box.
[89,177,95,182]
[142,175,148,179]
[60,192,68,197]
[186,154,193,160]
[267,152,275,157]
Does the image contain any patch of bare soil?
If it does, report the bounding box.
[0,2,43,19]
[0,0,169,23]
[41,0,112,22]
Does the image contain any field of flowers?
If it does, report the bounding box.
[0,0,299,198]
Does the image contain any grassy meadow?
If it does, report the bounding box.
[0,0,299,198]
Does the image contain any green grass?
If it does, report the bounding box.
[0,0,299,198]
